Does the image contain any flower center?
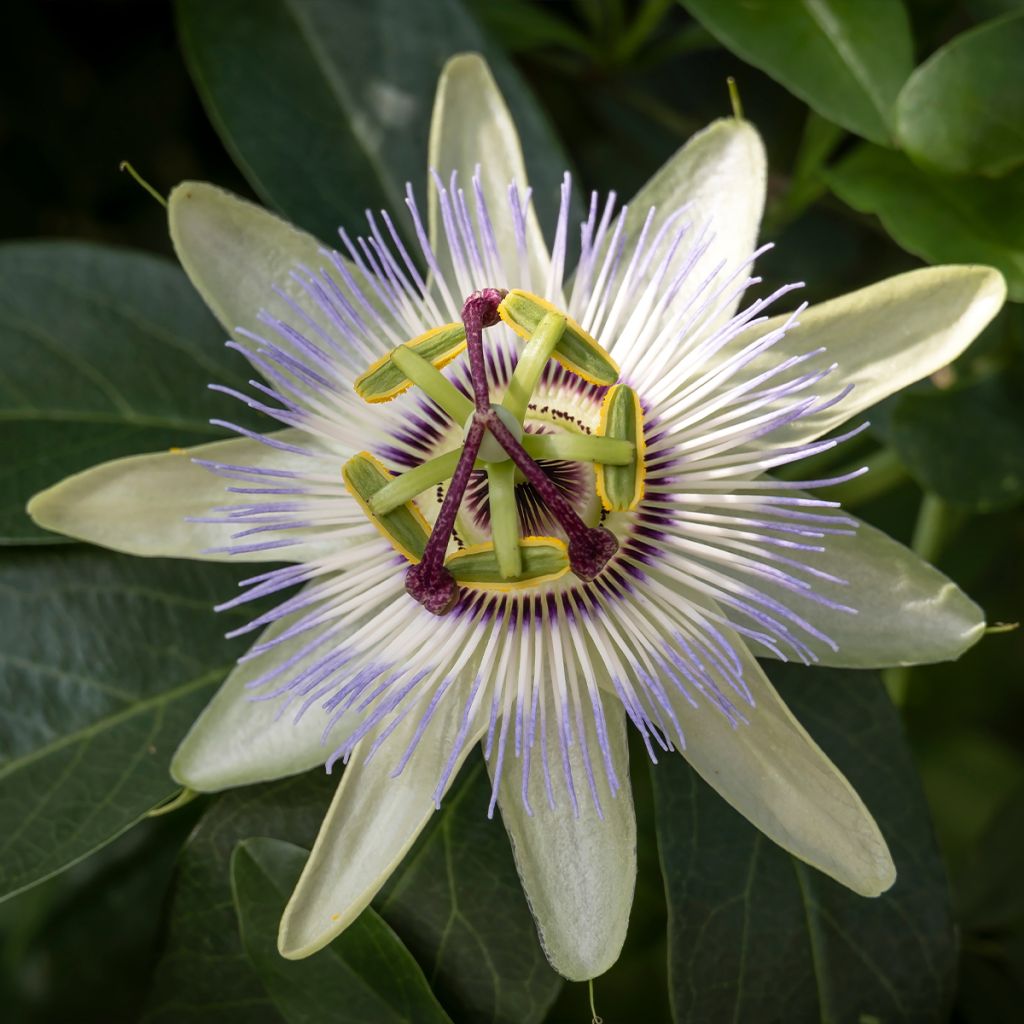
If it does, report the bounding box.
[463,405,522,463]
[343,288,647,615]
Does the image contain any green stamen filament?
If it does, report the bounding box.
[368,434,633,516]
[486,461,522,578]
[388,346,474,422]
[369,448,463,516]
[502,311,566,421]
[368,432,634,516]
[523,433,633,465]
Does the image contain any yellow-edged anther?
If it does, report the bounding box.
[353,323,467,403]
[445,537,570,591]
[498,290,619,387]
[342,452,430,563]
[595,385,646,512]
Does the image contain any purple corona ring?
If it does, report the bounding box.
[27,54,1002,981]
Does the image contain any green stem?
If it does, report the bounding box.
[502,312,566,422]
[487,462,522,578]
[883,664,912,707]
[986,622,1020,635]
[389,346,474,423]
[119,160,167,208]
[826,447,908,507]
[762,112,845,236]
[369,449,462,515]
[615,0,673,62]
[727,76,743,120]
[522,433,632,464]
[147,787,199,817]
[911,492,960,564]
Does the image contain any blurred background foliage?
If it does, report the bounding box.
[0,1,1022,1021]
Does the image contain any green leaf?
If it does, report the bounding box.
[144,775,335,1024]
[955,786,1024,1022]
[679,0,913,144]
[0,548,255,902]
[889,375,1024,511]
[966,0,1023,19]
[175,0,574,241]
[0,241,249,544]
[827,144,1024,300]
[896,11,1024,177]
[0,810,198,1021]
[652,662,957,1023]
[374,760,564,1024]
[146,762,560,1024]
[915,731,1024,873]
[232,838,453,1024]
[464,0,593,55]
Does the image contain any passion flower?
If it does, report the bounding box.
[28,54,1004,980]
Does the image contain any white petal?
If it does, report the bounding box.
[752,265,1006,447]
[669,619,895,896]
[494,693,636,982]
[26,435,331,563]
[428,53,551,297]
[747,513,985,668]
[617,117,766,337]
[278,685,486,959]
[169,181,330,337]
[172,598,362,791]
[168,180,398,373]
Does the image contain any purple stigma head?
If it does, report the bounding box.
[405,561,461,615]
[462,287,507,329]
[568,526,618,582]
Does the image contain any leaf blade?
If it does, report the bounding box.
[889,375,1024,512]
[0,548,257,901]
[0,241,247,543]
[827,144,1024,300]
[896,11,1024,177]
[375,760,564,1024]
[145,762,561,1024]
[143,775,335,1024]
[652,663,957,1023]
[232,837,453,1024]
[679,0,913,144]
[175,0,574,239]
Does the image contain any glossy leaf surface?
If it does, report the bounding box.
[897,11,1024,176]
[827,145,1024,300]
[653,663,957,1023]
[232,837,452,1024]
[680,0,913,144]
[0,242,244,543]
[176,0,573,240]
[890,376,1024,511]
[0,548,253,901]
[145,762,560,1024]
